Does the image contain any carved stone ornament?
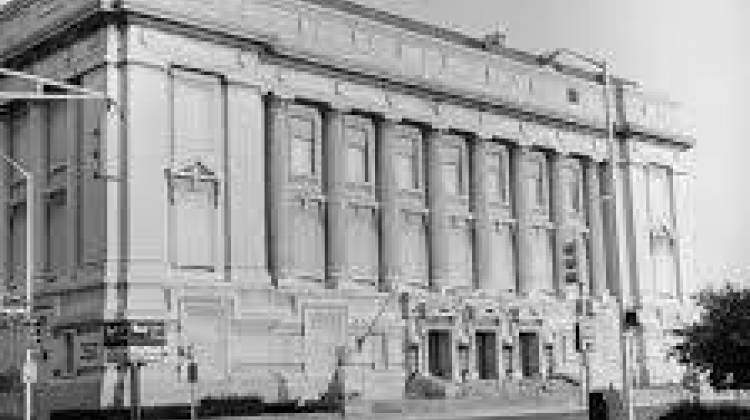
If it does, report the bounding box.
[164,161,220,207]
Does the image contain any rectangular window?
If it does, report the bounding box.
[64,331,75,374]
[290,115,316,177]
[487,151,507,203]
[650,166,672,223]
[346,125,369,183]
[443,146,462,195]
[569,166,582,213]
[567,88,580,105]
[396,132,420,190]
[531,157,547,209]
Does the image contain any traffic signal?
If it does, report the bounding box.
[30,316,46,347]
[187,361,198,384]
[624,309,640,330]
[563,241,578,284]
[575,322,582,353]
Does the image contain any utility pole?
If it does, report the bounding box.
[538,49,634,420]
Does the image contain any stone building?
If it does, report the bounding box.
[0,0,696,417]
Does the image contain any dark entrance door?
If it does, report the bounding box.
[519,332,540,378]
[428,330,452,379]
[476,331,498,379]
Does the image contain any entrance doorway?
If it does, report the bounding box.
[428,330,452,379]
[519,332,540,378]
[476,331,498,380]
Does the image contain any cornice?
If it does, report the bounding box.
[0,0,696,147]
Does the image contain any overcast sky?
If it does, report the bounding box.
[353,0,750,291]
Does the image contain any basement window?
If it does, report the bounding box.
[567,88,580,105]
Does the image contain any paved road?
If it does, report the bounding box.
[463,413,587,420]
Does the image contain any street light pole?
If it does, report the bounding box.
[538,49,633,420]
[1,153,34,420]
[602,60,635,420]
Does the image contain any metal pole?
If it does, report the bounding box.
[602,61,633,420]
[25,172,34,420]
[190,380,196,420]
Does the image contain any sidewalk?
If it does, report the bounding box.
[214,399,587,420]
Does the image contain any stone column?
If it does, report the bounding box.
[585,160,607,297]
[28,103,47,284]
[227,83,271,286]
[324,108,349,289]
[511,146,532,295]
[426,130,449,291]
[377,118,402,291]
[472,140,491,291]
[0,111,9,297]
[549,152,565,296]
[267,97,291,284]
[672,150,696,299]
[66,99,80,279]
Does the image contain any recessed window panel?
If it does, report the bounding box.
[290,115,316,177]
[442,146,462,196]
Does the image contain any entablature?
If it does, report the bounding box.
[0,0,696,144]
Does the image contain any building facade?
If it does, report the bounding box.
[0,0,696,417]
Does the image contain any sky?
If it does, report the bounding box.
[352,0,750,291]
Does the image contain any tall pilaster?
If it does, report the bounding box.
[267,97,293,284]
[0,111,9,297]
[512,146,532,295]
[472,139,491,291]
[65,99,80,280]
[672,149,696,299]
[585,160,607,297]
[227,83,270,286]
[426,130,450,291]
[377,118,402,291]
[324,108,349,289]
[28,103,47,284]
[549,152,565,296]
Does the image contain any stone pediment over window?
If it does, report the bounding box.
[164,161,220,207]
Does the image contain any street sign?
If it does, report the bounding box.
[130,346,167,363]
[22,360,36,384]
[104,319,166,348]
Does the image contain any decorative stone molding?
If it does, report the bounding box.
[520,121,558,149]
[0,0,695,142]
[479,112,521,141]
[626,139,677,168]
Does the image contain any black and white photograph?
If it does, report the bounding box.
[0,0,747,419]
